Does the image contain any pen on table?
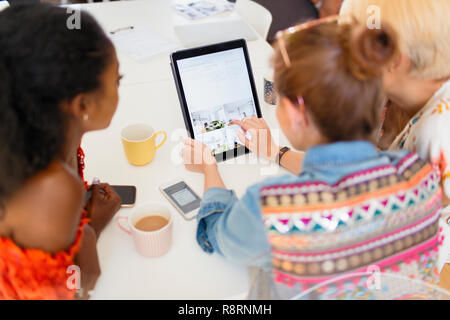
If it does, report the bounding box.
[110,25,134,35]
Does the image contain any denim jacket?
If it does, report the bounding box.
[196,141,411,271]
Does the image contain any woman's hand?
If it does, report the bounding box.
[182,138,217,174]
[85,183,121,237]
[182,138,225,191]
[231,116,280,162]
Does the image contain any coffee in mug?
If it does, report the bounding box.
[117,202,173,257]
[135,215,169,232]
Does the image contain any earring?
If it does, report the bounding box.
[83,114,89,121]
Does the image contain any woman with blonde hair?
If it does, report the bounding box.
[341,0,450,278]
[340,0,450,206]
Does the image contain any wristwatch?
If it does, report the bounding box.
[277,146,291,165]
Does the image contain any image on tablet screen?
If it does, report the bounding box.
[176,48,258,155]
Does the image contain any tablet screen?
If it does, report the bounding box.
[176,47,258,155]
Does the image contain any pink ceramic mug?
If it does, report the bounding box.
[117,202,173,257]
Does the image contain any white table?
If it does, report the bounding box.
[72,0,291,299]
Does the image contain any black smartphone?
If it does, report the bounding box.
[111,185,137,208]
[84,184,137,208]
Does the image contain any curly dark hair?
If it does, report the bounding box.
[0,3,113,208]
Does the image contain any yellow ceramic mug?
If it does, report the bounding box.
[121,123,167,166]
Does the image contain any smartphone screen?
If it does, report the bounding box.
[162,181,201,214]
[111,185,137,206]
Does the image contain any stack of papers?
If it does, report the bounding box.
[172,0,235,20]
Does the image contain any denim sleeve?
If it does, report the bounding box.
[196,186,272,269]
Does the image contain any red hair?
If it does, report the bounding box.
[274,22,398,142]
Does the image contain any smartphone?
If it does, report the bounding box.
[111,185,137,208]
[159,180,201,220]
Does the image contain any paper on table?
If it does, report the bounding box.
[172,0,235,20]
[110,26,179,62]
[0,1,10,12]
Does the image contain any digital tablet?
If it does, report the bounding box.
[170,39,262,162]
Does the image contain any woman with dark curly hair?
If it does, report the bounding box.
[0,3,122,299]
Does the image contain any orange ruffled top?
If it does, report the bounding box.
[0,148,90,300]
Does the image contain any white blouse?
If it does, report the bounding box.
[390,80,450,269]
[390,80,450,200]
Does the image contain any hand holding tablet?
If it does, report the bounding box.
[170,39,262,162]
[233,117,280,162]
